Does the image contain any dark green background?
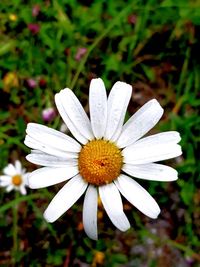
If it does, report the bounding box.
[0,0,199,266]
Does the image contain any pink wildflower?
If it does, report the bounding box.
[42,107,56,122]
[32,5,40,17]
[28,23,40,34]
[75,47,87,61]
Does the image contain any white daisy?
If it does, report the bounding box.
[24,78,182,240]
[0,160,29,195]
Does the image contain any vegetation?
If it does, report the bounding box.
[0,0,199,266]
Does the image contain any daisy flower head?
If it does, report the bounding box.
[0,160,29,195]
[24,78,182,240]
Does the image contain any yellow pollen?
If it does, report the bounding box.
[12,175,22,186]
[78,140,123,186]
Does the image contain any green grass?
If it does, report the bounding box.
[0,0,200,266]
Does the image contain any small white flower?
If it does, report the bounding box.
[24,78,182,240]
[0,160,29,195]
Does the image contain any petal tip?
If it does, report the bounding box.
[115,81,132,90]
[150,98,163,110]
[55,88,70,99]
[91,77,103,83]
[87,233,98,241]
[153,207,161,219]
[150,98,160,104]
[121,222,131,232]
[178,133,181,143]
[43,210,55,223]
[90,78,106,94]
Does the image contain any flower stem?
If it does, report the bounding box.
[70,3,133,90]
[12,191,19,264]
[0,193,48,213]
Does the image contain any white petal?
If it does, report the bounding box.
[22,173,29,185]
[123,163,178,181]
[25,123,81,157]
[55,89,94,144]
[26,123,81,152]
[0,181,11,187]
[24,135,78,159]
[19,185,27,195]
[3,164,16,176]
[89,78,107,139]
[83,185,98,240]
[55,94,87,145]
[44,175,87,222]
[123,143,182,164]
[117,99,164,148]
[0,175,11,182]
[104,81,132,141]
[2,182,11,187]
[6,184,14,193]
[133,131,181,147]
[115,175,160,219]
[0,176,11,186]
[123,132,182,164]
[99,183,130,231]
[14,160,22,174]
[28,166,79,189]
[26,150,78,167]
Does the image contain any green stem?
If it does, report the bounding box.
[12,191,19,263]
[177,47,190,98]
[70,4,133,90]
[0,193,48,213]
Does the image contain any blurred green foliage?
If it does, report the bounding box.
[0,0,200,266]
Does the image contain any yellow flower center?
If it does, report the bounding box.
[12,175,22,186]
[78,140,123,186]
